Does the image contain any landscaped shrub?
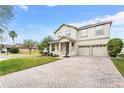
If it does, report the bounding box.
[39,50,43,55]
[107,38,123,57]
[9,47,19,54]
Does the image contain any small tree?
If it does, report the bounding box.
[38,43,47,54]
[9,31,17,46]
[107,38,123,57]
[23,39,36,54]
[38,36,54,55]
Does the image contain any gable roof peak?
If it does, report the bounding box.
[54,24,78,34]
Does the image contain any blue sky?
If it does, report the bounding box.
[4,5,124,44]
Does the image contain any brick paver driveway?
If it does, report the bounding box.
[0,56,124,88]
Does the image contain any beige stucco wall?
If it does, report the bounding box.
[54,23,111,43]
[59,38,70,42]
[54,25,77,40]
[52,22,111,56]
[77,23,111,41]
[78,38,109,46]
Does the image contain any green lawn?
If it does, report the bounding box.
[19,51,39,55]
[118,54,124,58]
[111,58,124,77]
[0,51,40,59]
[0,51,40,56]
[0,57,60,76]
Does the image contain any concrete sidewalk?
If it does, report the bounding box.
[0,56,9,61]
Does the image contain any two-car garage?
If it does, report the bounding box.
[78,45,108,56]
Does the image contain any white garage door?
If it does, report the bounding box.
[92,45,107,56]
[78,45,108,56]
[78,46,90,56]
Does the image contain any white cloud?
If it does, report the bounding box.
[19,5,29,11]
[47,5,56,7]
[68,11,124,27]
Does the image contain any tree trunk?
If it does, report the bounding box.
[12,38,15,46]
[29,48,31,55]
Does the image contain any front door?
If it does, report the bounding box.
[61,42,69,56]
[65,42,69,56]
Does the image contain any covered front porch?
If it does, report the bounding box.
[49,37,76,56]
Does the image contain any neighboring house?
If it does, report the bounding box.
[15,43,38,52]
[1,43,38,53]
[1,45,13,53]
[49,21,112,56]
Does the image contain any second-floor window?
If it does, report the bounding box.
[81,29,88,38]
[96,25,104,36]
[64,30,71,37]
[57,32,62,39]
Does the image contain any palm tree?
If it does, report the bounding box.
[9,31,17,46]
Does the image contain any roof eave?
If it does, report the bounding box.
[79,21,112,30]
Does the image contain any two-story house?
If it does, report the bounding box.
[49,21,112,56]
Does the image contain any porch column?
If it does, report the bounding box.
[59,43,61,51]
[59,43,61,55]
[69,41,72,51]
[55,44,57,54]
[49,44,52,54]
